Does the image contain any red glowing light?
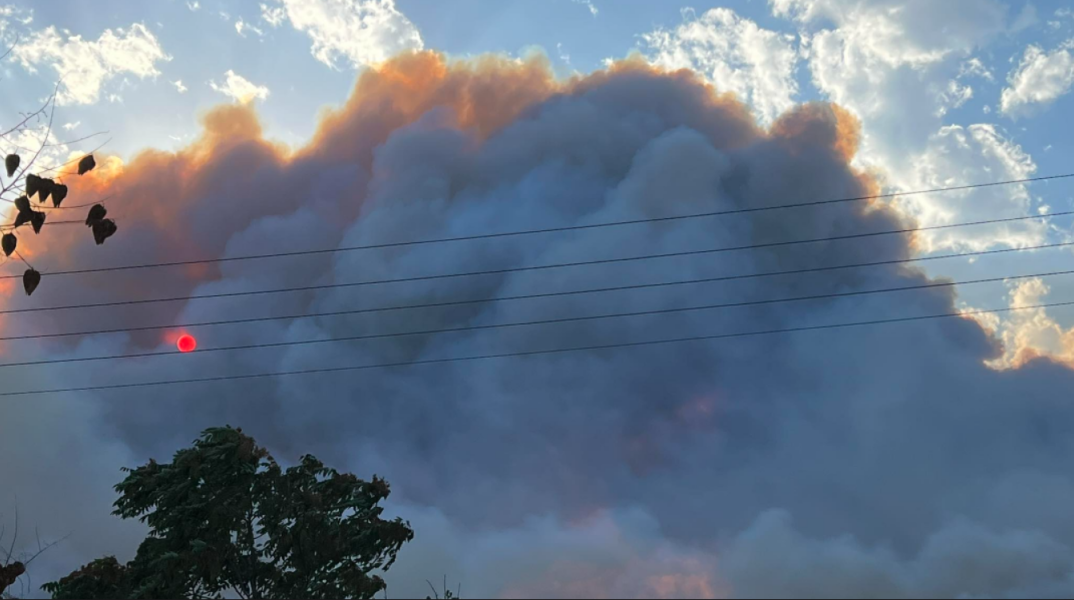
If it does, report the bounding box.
[177,334,197,353]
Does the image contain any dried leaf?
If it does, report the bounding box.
[4,154,18,178]
[92,218,117,245]
[23,268,40,296]
[52,183,69,207]
[13,195,33,228]
[86,203,107,226]
[78,154,96,175]
[1,233,15,257]
[25,174,42,199]
[37,178,55,203]
[31,210,46,234]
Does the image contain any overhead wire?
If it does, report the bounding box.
[1,173,1071,280]
[1,209,1071,315]
[3,299,1072,397]
[3,266,1073,368]
[1,238,1073,343]
[1,173,1071,395]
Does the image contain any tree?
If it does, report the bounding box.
[42,426,414,600]
[1,37,116,297]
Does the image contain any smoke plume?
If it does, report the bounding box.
[3,51,1074,598]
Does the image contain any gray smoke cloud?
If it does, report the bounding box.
[2,52,1074,598]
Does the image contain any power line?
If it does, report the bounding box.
[2,173,1070,280]
[2,299,1070,397]
[0,219,88,232]
[2,210,1070,316]
[3,239,1073,343]
[4,266,1072,369]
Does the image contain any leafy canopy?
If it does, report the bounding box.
[43,426,413,599]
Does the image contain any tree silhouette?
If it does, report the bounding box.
[42,426,414,600]
[0,38,117,297]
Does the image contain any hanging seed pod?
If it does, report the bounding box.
[13,196,32,229]
[23,268,41,296]
[25,174,42,199]
[51,183,68,207]
[30,210,46,234]
[4,154,19,178]
[92,218,117,245]
[37,178,55,203]
[85,203,107,226]
[1,233,15,257]
[78,154,96,175]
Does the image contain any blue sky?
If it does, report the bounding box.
[8,1,1074,597]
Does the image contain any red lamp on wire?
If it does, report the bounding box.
[177,334,197,353]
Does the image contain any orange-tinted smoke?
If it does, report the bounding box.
[1,50,879,341]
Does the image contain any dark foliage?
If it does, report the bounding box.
[85,203,107,226]
[30,210,46,235]
[2,233,15,257]
[91,219,117,245]
[51,183,68,207]
[41,558,131,600]
[44,426,414,600]
[22,268,40,296]
[77,154,96,176]
[4,154,18,178]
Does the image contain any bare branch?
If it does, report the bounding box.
[1,88,57,197]
[23,533,70,568]
[32,137,112,177]
[0,86,51,139]
[0,34,20,63]
[4,504,17,568]
[47,130,109,149]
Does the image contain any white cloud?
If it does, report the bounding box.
[10,22,170,105]
[0,122,70,174]
[572,0,598,17]
[209,69,270,103]
[767,0,1047,252]
[260,3,287,27]
[897,123,1046,252]
[258,0,423,69]
[186,0,200,11]
[968,278,1074,370]
[62,121,80,131]
[172,79,188,93]
[1000,41,1074,118]
[642,7,798,125]
[936,80,973,117]
[235,17,265,38]
[960,57,994,81]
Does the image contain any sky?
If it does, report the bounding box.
[5,0,1074,598]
